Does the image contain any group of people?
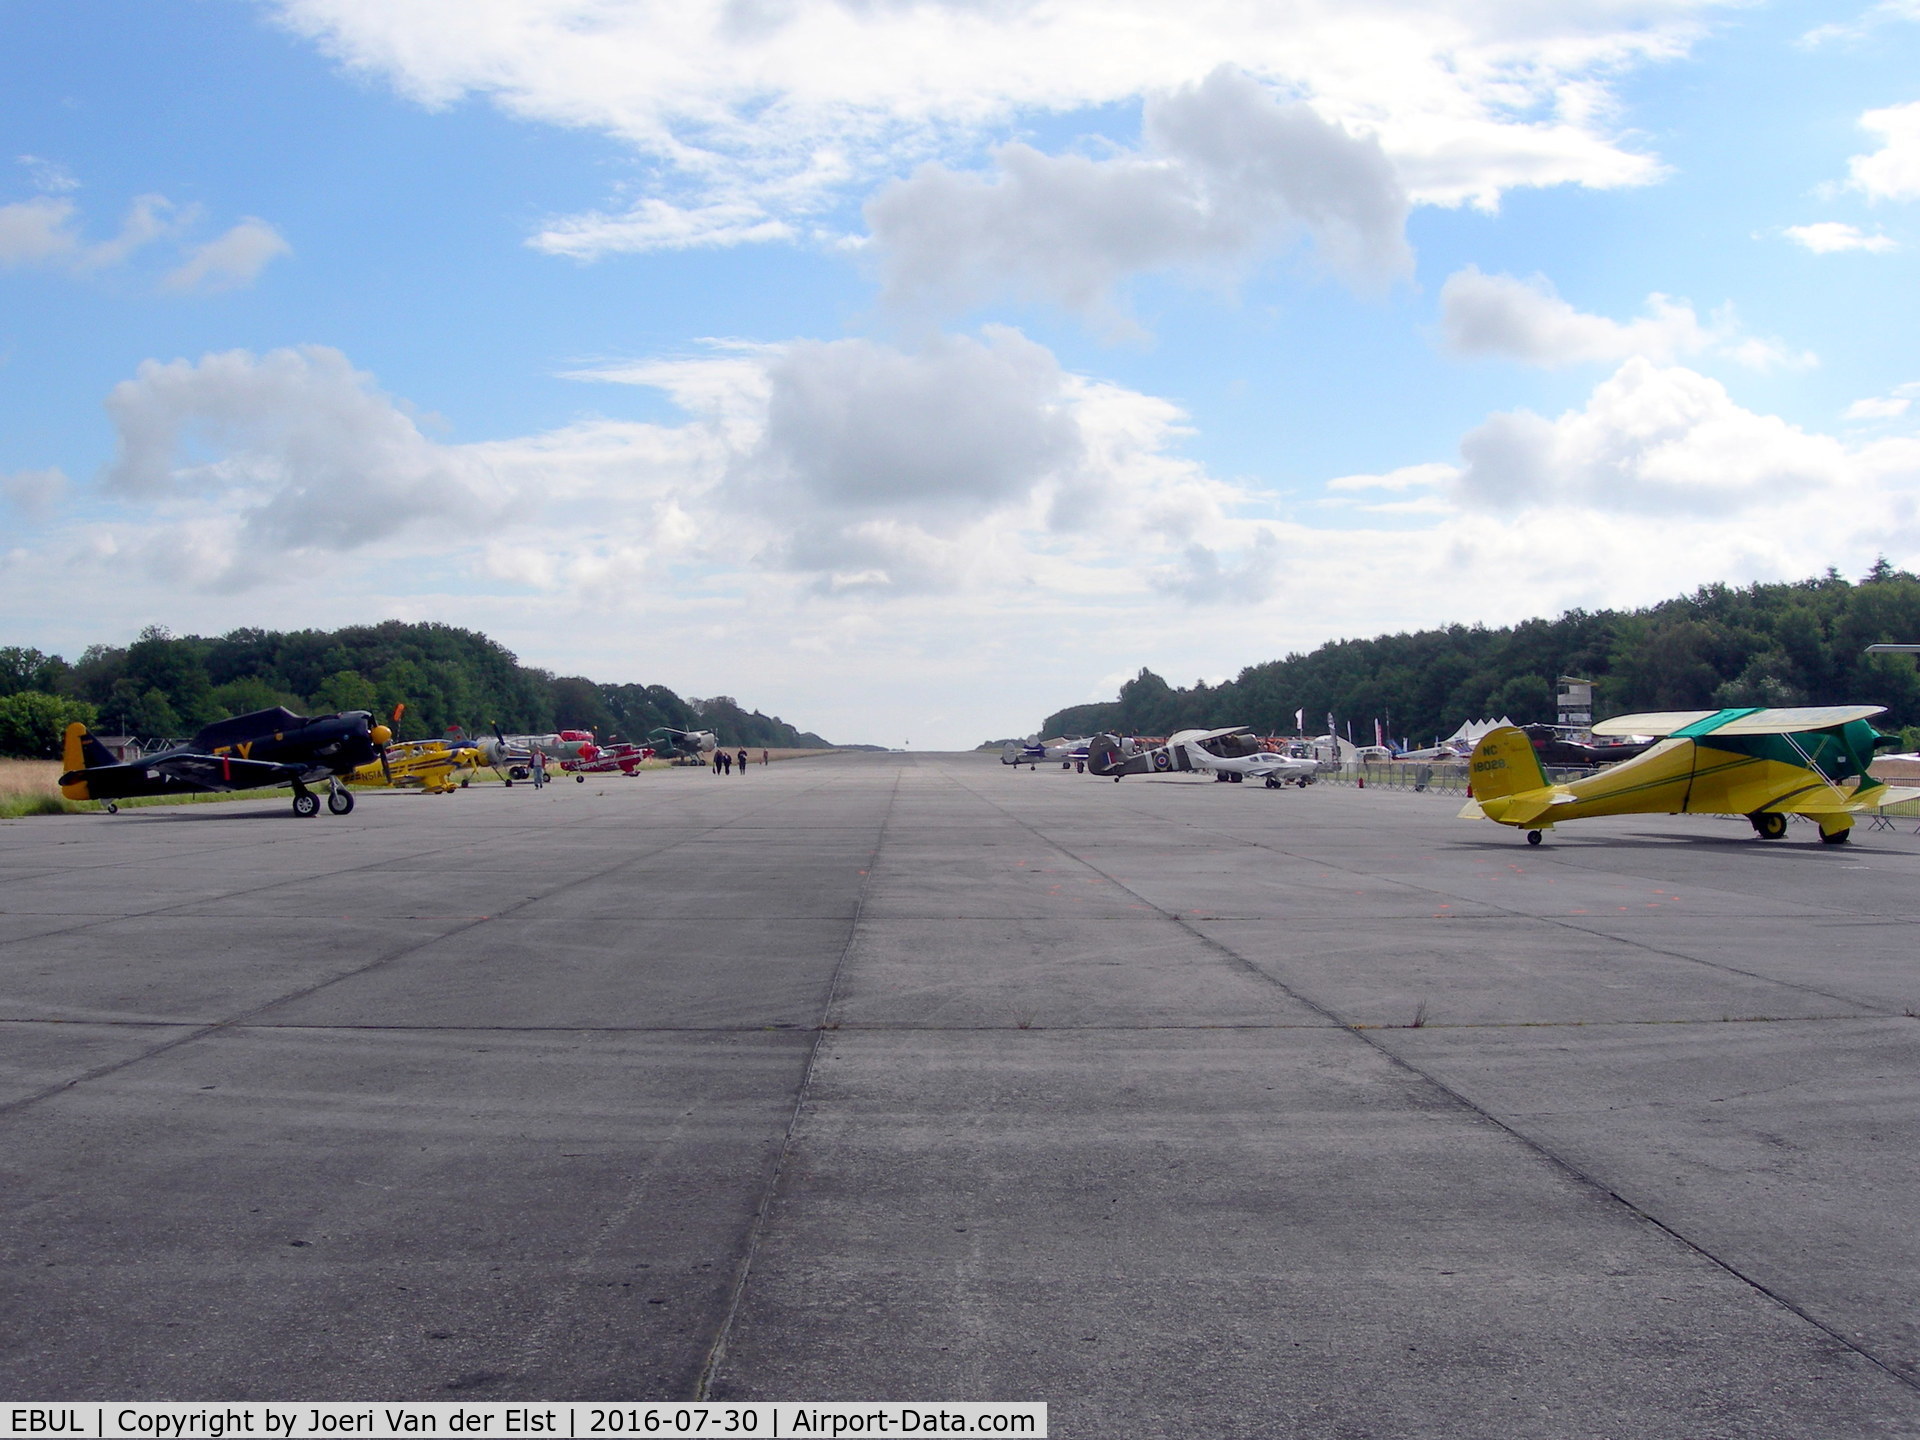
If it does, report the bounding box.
[712,747,769,774]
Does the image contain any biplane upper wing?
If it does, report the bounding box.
[1589,711,1719,737]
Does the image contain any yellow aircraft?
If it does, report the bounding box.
[348,738,484,795]
[1461,705,1920,846]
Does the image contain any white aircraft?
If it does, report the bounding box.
[1088,727,1302,783]
[1002,736,1092,769]
[1177,739,1321,787]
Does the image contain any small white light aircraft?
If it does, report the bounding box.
[1177,739,1322,787]
[1002,736,1092,769]
[1088,727,1309,784]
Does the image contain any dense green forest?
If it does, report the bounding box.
[1042,564,1920,747]
[0,621,831,759]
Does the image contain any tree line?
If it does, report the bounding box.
[1041,563,1920,748]
[0,621,832,759]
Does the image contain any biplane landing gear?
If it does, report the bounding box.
[326,781,354,815]
[104,801,118,814]
[1750,812,1788,841]
[1526,830,1543,846]
[291,789,321,818]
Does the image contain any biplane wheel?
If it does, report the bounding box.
[292,792,321,818]
[327,789,354,815]
[104,801,118,815]
[1751,812,1788,841]
[576,774,585,783]
[460,777,469,788]
[1820,827,1851,845]
[1526,830,1543,846]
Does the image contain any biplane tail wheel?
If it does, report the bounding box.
[576,774,585,783]
[292,791,321,818]
[327,788,354,815]
[1751,812,1787,840]
[1526,830,1543,846]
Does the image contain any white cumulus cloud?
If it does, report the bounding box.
[1453,358,1855,513]
[0,196,80,265]
[1,467,69,522]
[867,66,1411,319]
[1785,221,1898,253]
[266,0,1710,255]
[1850,100,1920,201]
[164,219,292,292]
[1439,267,1809,370]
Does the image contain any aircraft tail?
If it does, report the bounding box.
[60,721,117,799]
[1467,725,1550,802]
[1463,723,1577,827]
[64,721,117,771]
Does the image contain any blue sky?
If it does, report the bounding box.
[4,0,1919,746]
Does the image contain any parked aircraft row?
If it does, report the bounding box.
[56,706,691,815]
[1009,703,1918,849]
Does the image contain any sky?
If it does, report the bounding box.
[3,0,1919,748]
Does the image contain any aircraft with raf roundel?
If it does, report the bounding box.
[1460,706,1920,846]
[1088,727,1288,783]
[59,707,392,816]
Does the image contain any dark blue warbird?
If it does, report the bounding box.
[60,707,393,816]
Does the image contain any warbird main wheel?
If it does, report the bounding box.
[292,791,321,818]
[327,788,354,815]
[1751,812,1788,841]
[1526,830,1543,846]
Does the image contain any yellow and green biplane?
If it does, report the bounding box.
[1462,706,1920,846]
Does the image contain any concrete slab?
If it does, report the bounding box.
[3,752,1920,1434]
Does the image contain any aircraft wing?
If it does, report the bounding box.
[1167,726,1252,745]
[1590,711,1719,737]
[1594,705,1885,738]
[1700,706,1885,735]
[148,752,303,791]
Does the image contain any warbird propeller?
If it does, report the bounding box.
[1460,706,1920,846]
[59,707,392,816]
